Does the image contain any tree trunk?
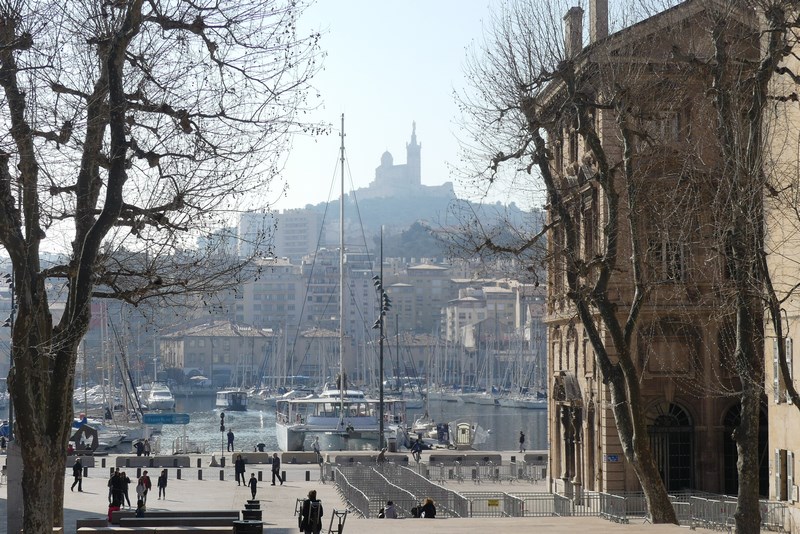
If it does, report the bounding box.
[735,385,762,534]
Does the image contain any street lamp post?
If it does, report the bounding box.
[371,231,391,450]
[219,412,225,461]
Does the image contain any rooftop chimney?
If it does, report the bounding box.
[589,0,608,43]
[564,7,584,59]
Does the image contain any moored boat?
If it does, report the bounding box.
[144,382,176,411]
[216,389,248,411]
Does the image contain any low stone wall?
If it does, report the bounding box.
[115,455,191,468]
[427,453,502,465]
[67,456,96,468]
[326,452,408,465]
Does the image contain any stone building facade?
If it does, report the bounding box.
[544,0,767,497]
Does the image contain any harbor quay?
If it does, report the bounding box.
[1,451,704,534]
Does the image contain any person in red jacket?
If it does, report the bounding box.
[137,471,152,504]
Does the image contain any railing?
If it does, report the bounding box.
[331,467,370,517]
[461,492,524,517]
[330,460,787,531]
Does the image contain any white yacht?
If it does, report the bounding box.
[144,382,176,411]
[275,389,407,451]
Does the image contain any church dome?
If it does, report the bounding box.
[380,150,393,166]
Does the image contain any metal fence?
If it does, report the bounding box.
[460,492,524,517]
[328,459,788,531]
[331,462,469,518]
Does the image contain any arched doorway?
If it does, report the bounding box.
[647,401,694,491]
[722,404,768,496]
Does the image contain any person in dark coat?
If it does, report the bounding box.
[299,489,323,534]
[70,458,83,492]
[420,498,436,518]
[271,452,283,485]
[227,429,235,452]
[248,473,258,499]
[234,454,246,486]
[157,469,168,499]
[120,471,132,508]
[519,430,526,453]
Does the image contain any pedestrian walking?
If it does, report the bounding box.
[157,469,167,499]
[134,440,144,456]
[311,436,321,463]
[227,429,235,452]
[519,430,526,453]
[248,473,258,499]
[235,454,246,486]
[411,439,422,462]
[70,458,83,492]
[143,439,151,456]
[298,489,323,534]
[271,452,283,485]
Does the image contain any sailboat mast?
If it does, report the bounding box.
[339,113,345,413]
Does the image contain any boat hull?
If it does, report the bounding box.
[216,390,248,411]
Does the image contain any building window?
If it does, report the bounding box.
[647,232,686,282]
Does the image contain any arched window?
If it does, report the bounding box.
[647,402,694,491]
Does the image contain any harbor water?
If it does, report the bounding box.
[155,396,548,455]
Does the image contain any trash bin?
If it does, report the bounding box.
[387,437,397,453]
[232,520,262,534]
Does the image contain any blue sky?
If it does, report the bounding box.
[274,1,496,211]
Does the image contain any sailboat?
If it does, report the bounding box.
[275,115,407,451]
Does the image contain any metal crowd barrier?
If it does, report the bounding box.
[512,492,559,517]
[460,492,524,517]
[331,462,469,518]
[331,460,786,530]
[760,500,787,532]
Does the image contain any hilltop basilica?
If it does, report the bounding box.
[354,122,454,200]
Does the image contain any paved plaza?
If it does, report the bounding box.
[0,453,707,534]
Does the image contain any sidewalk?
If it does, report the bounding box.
[1,453,701,534]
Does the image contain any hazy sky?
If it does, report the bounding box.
[273,1,497,211]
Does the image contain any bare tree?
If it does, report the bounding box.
[0,0,320,531]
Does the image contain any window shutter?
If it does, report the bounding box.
[789,451,795,502]
[777,449,782,500]
[788,338,794,404]
[775,341,781,404]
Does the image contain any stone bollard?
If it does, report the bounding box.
[219,469,225,481]
[176,468,181,480]
[282,470,286,482]
[221,457,226,468]
[241,509,262,521]
[198,469,203,481]
[305,471,310,481]
[137,467,142,478]
[257,471,262,482]
[83,467,89,478]
[101,458,106,468]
